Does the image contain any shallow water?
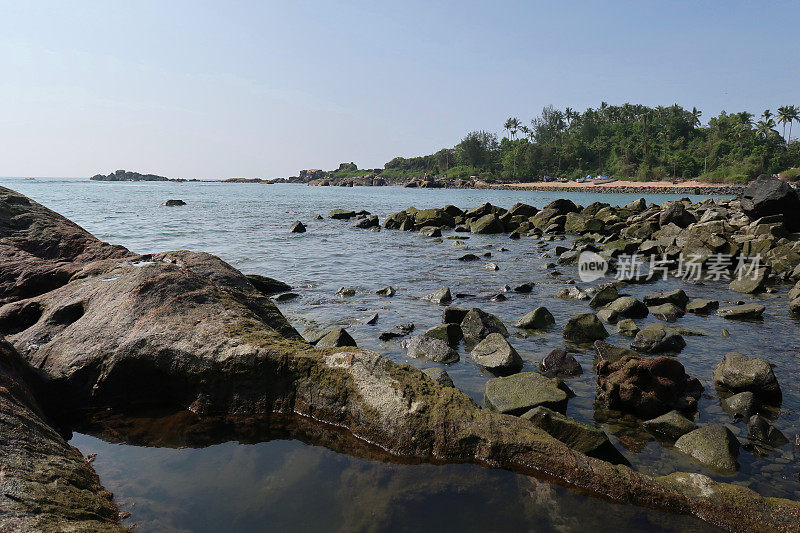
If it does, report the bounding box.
[2,177,797,530]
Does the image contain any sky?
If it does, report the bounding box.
[1,1,799,179]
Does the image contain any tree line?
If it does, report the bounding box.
[382,103,800,183]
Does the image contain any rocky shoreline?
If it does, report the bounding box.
[2,179,800,531]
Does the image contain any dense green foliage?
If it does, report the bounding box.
[327,103,800,183]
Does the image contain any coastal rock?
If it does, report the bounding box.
[643,289,689,309]
[642,411,697,441]
[422,367,454,387]
[616,319,640,337]
[648,303,685,322]
[674,425,740,474]
[716,303,766,320]
[376,285,396,297]
[460,308,509,343]
[162,199,186,206]
[316,327,357,348]
[555,287,589,301]
[592,341,637,364]
[740,174,800,231]
[539,348,582,378]
[603,296,649,319]
[422,287,452,304]
[336,286,356,297]
[401,334,459,364]
[521,406,627,464]
[469,333,523,373]
[562,313,608,343]
[354,215,380,229]
[328,209,358,219]
[748,414,789,448]
[728,266,769,294]
[470,214,504,234]
[484,372,569,415]
[588,284,619,309]
[424,323,463,346]
[595,355,703,418]
[442,305,470,324]
[686,299,719,314]
[658,202,695,228]
[415,208,455,229]
[721,391,757,418]
[246,274,292,296]
[631,324,686,354]
[515,307,555,330]
[712,352,781,399]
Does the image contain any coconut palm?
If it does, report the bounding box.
[736,111,754,128]
[503,117,521,140]
[762,109,773,121]
[690,107,702,128]
[786,105,799,143]
[777,106,792,142]
[756,118,778,139]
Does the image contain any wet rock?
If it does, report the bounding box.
[589,284,619,309]
[401,334,459,363]
[246,274,292,296]
[336,287,356,298]
[540,348,582,378]
[422,367,454,387]
[592,341,637,364]
[642,410,697,441]
[631,324,686,354]
[791,297,800,315]
[273,292,299,302]
[716,303,766,319]
[515,307,555,330]
[595,355,703,418]
[470,214,504,234]
[617,319,640,337]
[674,425,740,474]
[414,208,455,229]
[442,305,470,324]
[521,406,628,464]
[423,287,452,304]
[643,289,689,309]
[470,333,523,373]
[419,226,441,237]
[603,296,649,319]
[686,298,719,314]
[748,414,789,448]
[460,308,509,343]
[458,253,480,262]
[329,209,357,219]
[648,303,685,322]
[721,391,757,418]
[289,220,306,233]
[484,262,499,271]
[162,199,186,206]
[313,214,323,220]
[555,287,589,300]
[484,372,568,415]
[563,313,608,343]
[376,285,396,297]
[712,351,781,399]
[363,313,379,325]
[596,308,619,323]
[729,266,769,294]
[379,323,415,341]
[658,202,696,228]
[424,323,463,346]
[514,283,534,293]
[316,327,357,348]
[490,293,506,302]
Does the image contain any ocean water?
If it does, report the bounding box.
[2,177,798,532]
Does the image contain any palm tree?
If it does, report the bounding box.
[756,118,777,139]
[736,111,754,128]
[786,105,799,143]
[690,107,702,128]
[777,106,792,142]
[762,109,773,121]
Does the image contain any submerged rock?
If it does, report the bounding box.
[674,425,740,474]
[336,286,356,297]
[642,410,697,441]
[748,414,789,448]
[162,199,186,206]
[470,333,523,373]
[376,285,396,297]
[289,220,306,233]
[484,372,569,415]
[401,334,459,364]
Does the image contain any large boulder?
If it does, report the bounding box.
[515,307,555,330]
[414,208,455,229]
[562,313,608,343]
[539,348,582,378]
[674,425,740,474]
[643,289,689,309]
[460,308,508,343]
[470,214,505,234]
[740,174,800,231]
[603,296,649,319]
[712,351,781,399]
[424,323,463,345]
[469,333,523,373]
[595,355,703,418]
[484,372,569,415]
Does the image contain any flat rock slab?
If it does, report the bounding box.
[716,303,766,320]
[484,372,568,415]
[642,410,698,441]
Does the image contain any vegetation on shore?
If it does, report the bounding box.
[326,103,800,184]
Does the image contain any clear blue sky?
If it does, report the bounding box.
[1,1,798,178]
